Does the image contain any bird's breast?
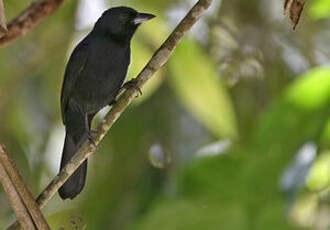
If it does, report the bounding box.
[72,42,130,113]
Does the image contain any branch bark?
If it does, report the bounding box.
[0,161,37,230]
[0,145,50,230]
[6,0,214,229]
[284,0,305,30]
[0,0,65,48]
[0,0,7,33]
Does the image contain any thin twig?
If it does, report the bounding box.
[6,0,214,229]
[0,0,65,48]
[0,145,50,230]
[0,157,37,230]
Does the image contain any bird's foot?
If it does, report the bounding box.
[120,78,142,96]
[109,99,117,106]
[87,130,96,146]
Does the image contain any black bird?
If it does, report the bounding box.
[59,7,155,199]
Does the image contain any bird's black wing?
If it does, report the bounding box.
[61,38,90,124]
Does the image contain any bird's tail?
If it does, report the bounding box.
[58,132,88,199]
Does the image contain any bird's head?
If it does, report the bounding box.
[94,7,155,43]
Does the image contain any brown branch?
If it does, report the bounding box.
[6,0,214,229]
[0,145,50,230]
[0,0,7,33]
[284,0,305,30]
[0,152,36,229]
[0,0,65,48]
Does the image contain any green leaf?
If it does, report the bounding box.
[168,38,238,139]
[132,199,247,230]
[254,66,330,153]
[320,119,330,148]
[309,0,330,19]
[306,150,330,191]
[285,66,330,110]
[47,209,86,230]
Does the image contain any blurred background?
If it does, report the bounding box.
[0,0,329,229]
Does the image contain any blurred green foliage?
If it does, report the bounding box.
[310,0,330,19]
[169,38,238,139]
[0,0,329,229]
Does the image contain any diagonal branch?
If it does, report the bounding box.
[0,145,50,230]
[0,164,36,230]
[0,149,37,230]
[0,0,65,48]
[6,0,214,229]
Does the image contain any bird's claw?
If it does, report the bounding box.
[109,99,117,106]
[120,78,142,96]
[87,130,96,146]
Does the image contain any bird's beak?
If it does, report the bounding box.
[133,13,156,25]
